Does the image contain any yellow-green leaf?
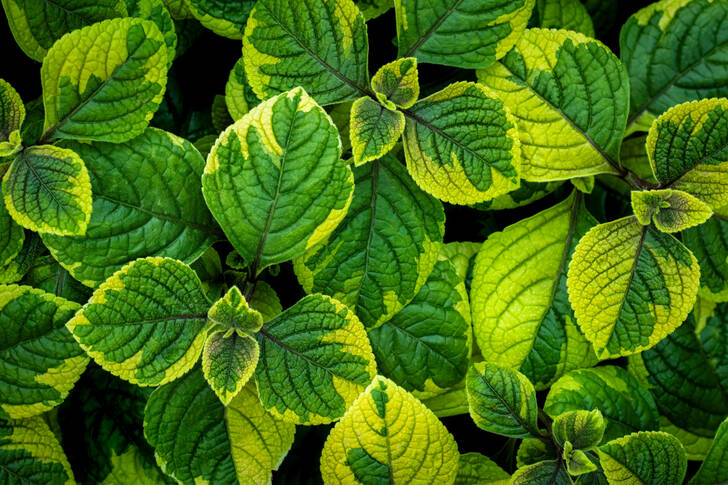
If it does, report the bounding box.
[631,188,712,233]
[371,57,419,109]
[455,452,510,485]
[350,96,405,166]
[0,79,25,158]
[597,431,687,485]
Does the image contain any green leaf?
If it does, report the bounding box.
[124,0,178,67]
[633,311,728,438]
[19,255,91,304]
[511,460,571,485]
[563,443,596,476]
[248,280,282,322]
[473,180,563,211]
[620,0,728,133]
[402,81,521,204]
[0,233,42,284]
[544,366,660,442]
[517,438,557,467]
[420,378,469,418]
[471,192,597,389]
[659,416,713,462]
[466,361,541,439]
[645,99,728,209]
[369,259,471,393]
[0,79,25,158]
[255,294,376,424]
[67,257,210,386]
[225,56,259,121]
[41,17,168,143]
[185,0,254,39]
[371,57,419,109]
[294,153,444,329]
[3,145,92,236]
[597,431,687,485]
[553,409,606,450]
[208,286,263,334]
[144,367,295,485]
[243,0,369,105]
[394,0,534,69]
[1,0,126,62]
[683,210,728,302]
[202,330,259,407]
[202,87,354,275]
[477,28,627,181]
[455,452,510,485]
[41,128,218,288]
[690,417,728,485]
[567,216,700,358]
[439,241,480,282]
[350,96,405,166]
[355,0,391,20]
[320,375,459,484]
[534,0,594,36]
[631,188,713,233]
[0,285,88,419]
[0,192,24,268]
[0,415,75,484]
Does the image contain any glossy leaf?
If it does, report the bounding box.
[631,188,712,233]
[597,431,687,485]
[350,96,405,166]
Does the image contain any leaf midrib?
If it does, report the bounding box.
[403,0,466,57]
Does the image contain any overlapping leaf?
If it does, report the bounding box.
[534,0,594,36]
[631,188,713,233]
[597,431,687,485]
[185,0,254,38]
[0,79,24,157]
[454,452,510,485]
[683,209,728,301]
[690,417,728,485]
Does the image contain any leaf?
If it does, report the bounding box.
[41,128,218,288]
[124,0,178,67]
[683,211,728,301]
[511,460,571,485]
[567,216,700,358]
[3,145,92,236]
[659,416,713,462]
[477,28,628,181]
[144,367,295,485]
[225,56,259,121]
[471,192,597,389]
[58,366,169,485]
[563,442,596,476]
[534,0,594,36]
[394,0,534,69]
[473,180,563,211]
[517,438,557,467]
[66,257,210,386]
[420,378,469,418]
[597,431,687,485]
[0,193,24,268]
[455,452,510,485]
[645,99,728,209]
[0,415,75,484]
[355,0,391,20]
[0,79,24,158]
[0,285,88,419]
[41,17,168,143]
[552,409,606,450]
[248,280,282,322]
[185,0,254,39]
[320,375,459,484]
[544,366,660,442]
[350,96,405,166]
[243,0,370,105]
[633,311,728,438]
[368,259,471,393]
[690,417,728,485]
[466,361,541,438]
[208,286,263,334]
[1,0,126,62]
[620,0,728,133]
[631,188,713,233]
[402,81,521,204]
[439,241,480,282]
[255,294,377,424]
[20,255,91,303]
[294,153,444,329]
[202,87,354,275]
[371,57,419,109]
[0,233,42,284]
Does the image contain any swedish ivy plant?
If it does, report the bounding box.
[3,0,728,483]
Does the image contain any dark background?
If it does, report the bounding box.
[1,1,662,483]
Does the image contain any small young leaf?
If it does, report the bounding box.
[41,17,168,142]
[0,285,88,419]
[203,87,354,275]
[208,286,263,334]
[455,452,510,485]
[0,415,75,484]
[403,81,521,204]
[690,417,728,485]
[534,0,594,36]
[67,257,210,386]
[394,0,534,69]
[255,294,376,424]
[243,0,369,105]
[477,29,627,181]
[368,259,471,393]
[466,361,541,439]
[41,128,218,287]
[620,0,728,133]
[646,99,728,209]
[320,376,459,484]
[248,280,282,322]
[185,0,254,39]
[563,442,596,476]
[144,368,295,485]
[370,57,419,109]
[511,460,571,485]
[631,189,713,233]
[567,216,699,358]
[294,154,444,329]
[3,145,92,236]
[553,409,605,450]
[350,96,405,166]
[1,0,126,61]
[597,431,687,485]
[0,79,25,158]
[471,191,598,389]
[544,366,659,442]
[202,330,259,406]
